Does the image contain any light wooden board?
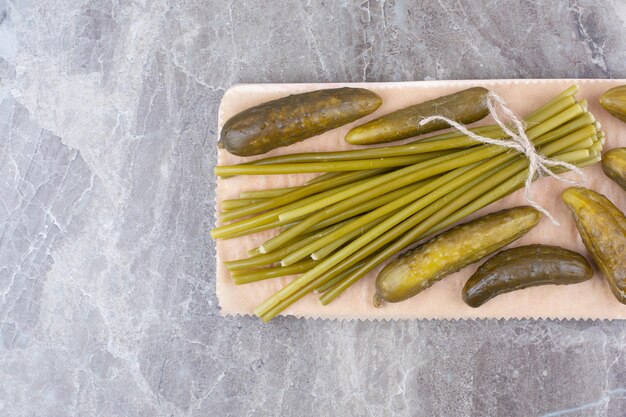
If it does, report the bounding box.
[215,79,626,320]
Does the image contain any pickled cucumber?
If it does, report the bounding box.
[602,148,626,191]
[220,87,382,156]
[562,187,626,304]
[462,245,593,307]
[345,87,489,145]
[599,85,626,123]
[374,206,542,305]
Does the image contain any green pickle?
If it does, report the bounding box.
[602,148,626,191]
[345,87,489,145]
[599,85,626,123]
[462,245,593,307]
[562,187,626,304]
[219,87,382,156]
[374,206,541,305]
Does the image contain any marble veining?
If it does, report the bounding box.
[1,0,626,416]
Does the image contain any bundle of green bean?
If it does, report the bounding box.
[212,85,604,322]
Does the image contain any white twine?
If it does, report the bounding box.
[419,91,586,225]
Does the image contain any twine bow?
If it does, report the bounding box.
[418,92,586,225]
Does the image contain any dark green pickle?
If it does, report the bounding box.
[562,187,626,304]
[462,245,593,308]
[219,87,382,156]
[602,148,626,191]
[345,87,489,145]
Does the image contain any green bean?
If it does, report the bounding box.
[275,148,491,224]
[255,157,522,318]
[239,187,298,199]
[266,162,516,322]
[259,258,372,322]
[224,221,351,270]
[423,148,592,238]
[590,140,603,153]
[306,171,347,184]
[212,170,385,238]
[314,262,366,293]
[276,101,586,223]
[310,209,400,260]
[524,100,587,139]
[280,136,599,312]
[234,145,461,167]
[293,115,578,240]
[552,149,590,161]
[316,272,352,295]
[319,142,596,305]
[232,259,318,285]
[222,217,301,239]
[555,137,595,154]
[237,133,472,165]
[221,169,386,222]
[575,155,602,168]
[279,162,483,265]
[294,179,437,233]
[271,158,602,313]
[552,84,580,100]
[527,90,579,122]
[260,277,320,322]
[261,123,592,255]
[530,112,594,144]
[213,204,307,239]
[276,129,589,288]
[215,153,461,176]
[221,197,268,210]
[317,164,519,306]
[536,127,596,155]
[258,130,596,317]
[258,149,480,253]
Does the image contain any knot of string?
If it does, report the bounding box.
[418,91,586,225]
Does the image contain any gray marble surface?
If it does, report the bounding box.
[1,0,626,416]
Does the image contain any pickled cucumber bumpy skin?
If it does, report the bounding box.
[562,187,626,304]
[220,87,382,156]
[602,148,626,191]
[344,87,489,145]
[462,245,593,308]
[374,206,542,304]
[600,85,626,123]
